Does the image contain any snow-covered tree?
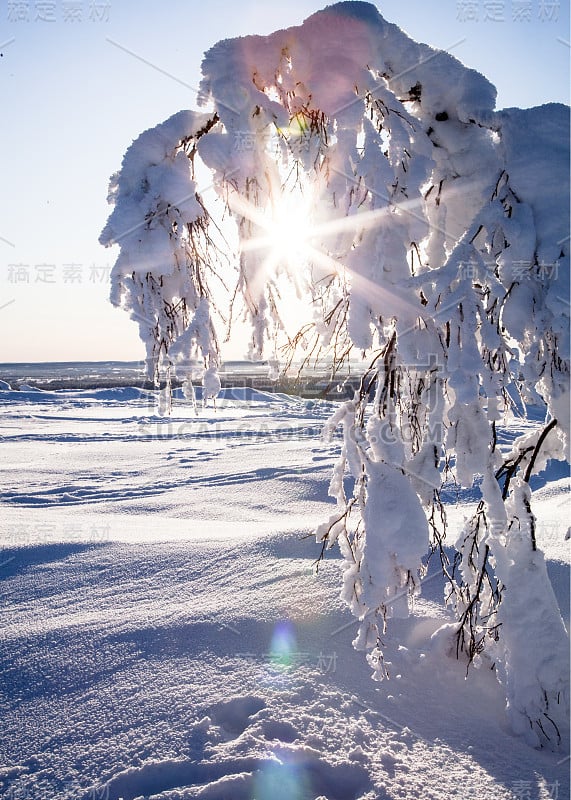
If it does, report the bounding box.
[100,2,569,748]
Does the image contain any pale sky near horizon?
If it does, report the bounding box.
[1,0,569,364]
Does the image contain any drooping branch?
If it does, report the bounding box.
[102,2,570,748]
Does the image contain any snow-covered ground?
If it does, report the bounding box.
[0,386,568,800]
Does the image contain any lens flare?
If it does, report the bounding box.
[252,756,311,800]
[269,620,297,670]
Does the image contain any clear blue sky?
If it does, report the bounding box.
[1,0,569,363]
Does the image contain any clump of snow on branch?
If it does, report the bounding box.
[100,110,224,391]
[101,1,569,747]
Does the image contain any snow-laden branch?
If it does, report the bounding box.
[100,1,569,748]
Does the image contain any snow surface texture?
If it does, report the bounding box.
[0,386,569,799]
[98,0,570,754]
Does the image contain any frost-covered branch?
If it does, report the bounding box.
[100,110,228,389]
[101,1,569,748]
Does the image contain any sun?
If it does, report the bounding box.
[265,192,314,269]
[236,191,316,273]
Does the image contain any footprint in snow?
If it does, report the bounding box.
[208,695,266,738]
[92,696,375,799]
[94,751,373,800]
